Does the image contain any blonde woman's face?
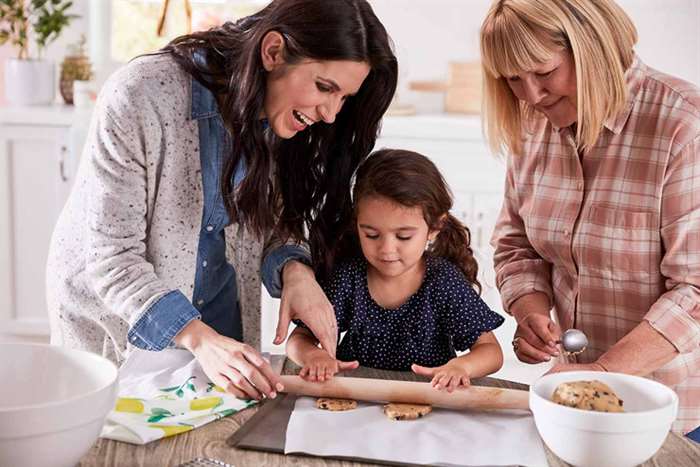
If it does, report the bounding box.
[505,49,578,128]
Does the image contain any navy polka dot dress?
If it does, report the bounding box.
[318,256,505,371]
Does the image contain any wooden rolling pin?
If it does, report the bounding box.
[279,375,530,411]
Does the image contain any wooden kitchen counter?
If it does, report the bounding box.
[79,358,700,467]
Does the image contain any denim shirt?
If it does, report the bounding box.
[127,77,310,350]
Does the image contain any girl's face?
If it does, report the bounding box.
[356,196,438,280]
[505,48,578,128]
[261,33,370,139]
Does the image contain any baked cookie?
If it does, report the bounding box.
[383,403,432,420]
[551,380,624,413]
[315,397,358,411]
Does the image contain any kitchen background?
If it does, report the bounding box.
[0,0,698,384]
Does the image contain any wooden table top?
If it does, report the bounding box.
[80,358,700,467]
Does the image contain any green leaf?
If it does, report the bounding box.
[147,407,174,423]
[147,414,169,423]
[160,385,181,392]
[150,407,174,416]
[175,389,184,398]
[216,409,236,418]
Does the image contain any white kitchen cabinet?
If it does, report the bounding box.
[0,106,83,341]
[260,114,511,354]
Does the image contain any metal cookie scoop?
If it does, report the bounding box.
[557,328,588,355]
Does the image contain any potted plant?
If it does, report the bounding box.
[0,0,78,105]
[59,34,92,104]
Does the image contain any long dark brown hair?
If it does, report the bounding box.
[162,0,398,281]
[345,149,481,292]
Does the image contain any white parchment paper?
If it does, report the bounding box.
[285,397,547,466]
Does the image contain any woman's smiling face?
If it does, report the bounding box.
[260,31,370,139]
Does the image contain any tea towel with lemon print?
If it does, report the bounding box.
[101,348,258,444]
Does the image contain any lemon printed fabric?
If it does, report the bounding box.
[101,348,257,444]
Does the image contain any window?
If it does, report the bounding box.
[110,0,269,62]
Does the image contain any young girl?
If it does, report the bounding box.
[286,149,504,392]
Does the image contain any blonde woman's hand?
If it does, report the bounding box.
[512,313,561,364]
[275,261,338,358]
[299,349,359,382]
[411,361,471,392]
[175,320,283,401]
[509,292,560,364]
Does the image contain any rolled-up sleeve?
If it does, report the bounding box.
[491,160,553,313]
[128,290,200,351]
[261,243,312,298]
[645,134,700,354]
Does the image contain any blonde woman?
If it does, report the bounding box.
[481,0,700,433]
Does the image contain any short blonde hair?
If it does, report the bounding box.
[480,0,637,155]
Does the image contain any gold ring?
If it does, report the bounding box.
[511,337,520,352]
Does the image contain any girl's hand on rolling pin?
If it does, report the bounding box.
[411,361,471,393]
[299,349,359,382]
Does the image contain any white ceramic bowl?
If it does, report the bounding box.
[0,343,118,467]
[530,371,678,467]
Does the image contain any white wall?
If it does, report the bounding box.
[36,1,700,107]
[369,0,700,113]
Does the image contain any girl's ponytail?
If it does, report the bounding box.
[431,214,481,293]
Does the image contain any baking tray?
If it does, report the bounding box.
[229,392,432,466]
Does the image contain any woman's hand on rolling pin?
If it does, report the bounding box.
[299,349,359,382]
[411,361,471,393]
[174,320,283,401]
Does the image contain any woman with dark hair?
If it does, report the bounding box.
[46,0,397,401]
[286,149,504,391]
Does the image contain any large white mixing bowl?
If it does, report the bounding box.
[530,371,678,467]
[0,343,118,467]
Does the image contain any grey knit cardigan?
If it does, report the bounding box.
[47,54,270,364]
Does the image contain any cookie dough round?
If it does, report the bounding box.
[551,380,624,413]
[383,403,433,420]
[315,397,358,411]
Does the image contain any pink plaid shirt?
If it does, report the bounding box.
[492,57,700,433]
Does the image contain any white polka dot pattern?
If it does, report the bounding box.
[324,256,505,371]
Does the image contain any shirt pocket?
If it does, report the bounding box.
[578,205,661,281]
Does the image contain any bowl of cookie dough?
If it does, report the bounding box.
[530,371,678,467]
[0,343,118,467]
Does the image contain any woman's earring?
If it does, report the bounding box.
[425,238,434,252]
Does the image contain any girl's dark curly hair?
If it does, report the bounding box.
[346,148,481,292]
